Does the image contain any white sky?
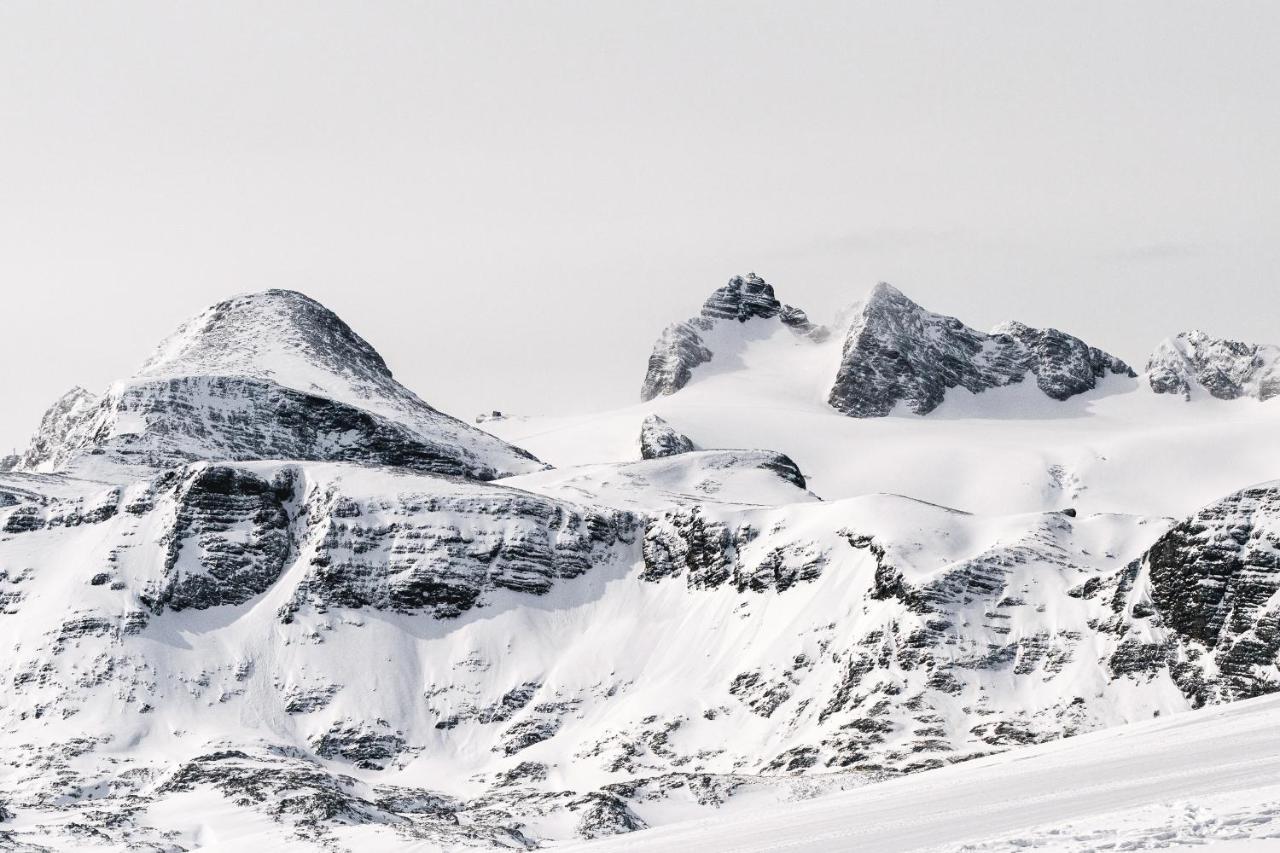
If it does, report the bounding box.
[3,1,1279,452]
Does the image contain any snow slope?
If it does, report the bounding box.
[566,692,1280,852]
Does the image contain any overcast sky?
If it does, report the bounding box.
[3,1,1279,452]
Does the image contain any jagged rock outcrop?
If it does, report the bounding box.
[141,464,296,612]
[14,290,544,480]
[14,386,98,471]
[1109,482,1280,703]
[1146,331,1280,401]
[697,273,815,329]
[639,415,695,460]
[828,283,1135,417]
[641,273,823,400]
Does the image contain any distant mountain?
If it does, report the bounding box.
[642,276,1134,416]
[829,283,1135,416]
[641,273,824,401]
[13,289,544,480]
[1146,330,1280,401]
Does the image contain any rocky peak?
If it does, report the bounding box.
[698,273,813,332]
[15,386,99,471]
[641,274,821,400]
[828,283,1133,417]
[638,415,695,460]
[1146,330,1280,401]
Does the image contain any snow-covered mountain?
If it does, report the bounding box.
[829,282,1134,416]
[1147,329,1280,401]
[640,273,824,401]
[13,290,543,480]
[3,282,1280,851]
[641,276,1134,417]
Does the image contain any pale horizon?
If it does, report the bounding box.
[4,1,1279,451]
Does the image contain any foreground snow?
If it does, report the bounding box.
[565,693,1280,852]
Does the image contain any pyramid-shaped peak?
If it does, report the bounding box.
[138,289,392,387]
[856,282,933,319]
[867,281,908,302]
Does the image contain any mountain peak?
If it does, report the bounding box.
[865,280,909,305]
[1146,330,1280,401]
[138,289,393,388]
[699,273,787,323]
[830,289,1133,416]
[14,289,545,479]
[641,273,821,400]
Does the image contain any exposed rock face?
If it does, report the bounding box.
[828,283,1134,417]
[284,471,639,620]
[1146,331,1280,401]
[152,747,530,848]
[15,386,98,471]
[141,464,295,612]
[31,376,527,479]
[642,503,828,593]
[641,322,715,403]
[312,721,409,769]
[15,290,544,480]
[1118,482,1280,703]
[639,415,695,460]
[641,273,823,400]
[639,278,1132,417]
[572,792,648,839]
[3,452,1273,849]
[698,273,816,329]
[993,321,1135,400]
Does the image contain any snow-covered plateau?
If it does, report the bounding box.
[2,278,1280,851]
